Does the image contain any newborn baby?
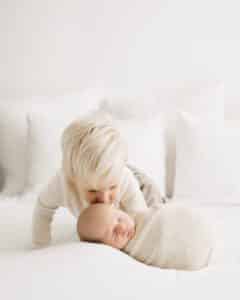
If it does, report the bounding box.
[77,203,135,249]
[77,203,214,270]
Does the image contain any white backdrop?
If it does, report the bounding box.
[1,0,240,119]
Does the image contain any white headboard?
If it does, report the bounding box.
[1,1,240,119]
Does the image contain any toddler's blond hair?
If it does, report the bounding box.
[61,111,128,189]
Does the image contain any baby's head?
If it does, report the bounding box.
[77,204,135,249]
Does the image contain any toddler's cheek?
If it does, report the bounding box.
[112,191,118,202]
[85,193,99,205]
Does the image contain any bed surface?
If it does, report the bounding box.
[1,196,240,299]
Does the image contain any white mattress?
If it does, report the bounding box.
[1,196,240,300]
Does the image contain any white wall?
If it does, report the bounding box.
[1,0,240,118]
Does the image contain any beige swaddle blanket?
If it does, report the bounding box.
[124,203,214,270]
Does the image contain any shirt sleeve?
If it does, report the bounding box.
[119,167,148,214]
[127,164,164,208]
[32,171,64,248]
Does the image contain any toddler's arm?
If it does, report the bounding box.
[32,173,63,248]
[127,164,165,208]
[120,167,148,214]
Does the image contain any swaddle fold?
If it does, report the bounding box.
[124,204,213,270]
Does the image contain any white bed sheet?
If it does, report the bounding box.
[1,196,240,300]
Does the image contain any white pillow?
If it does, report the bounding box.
[0,90,101,196]
[174,111,240,204]
[99,90,158,120]
[113,117,166,195]
[98,82,225,197]
[0,107,27,196]
[26,113,67,191]
[26,112,166,196]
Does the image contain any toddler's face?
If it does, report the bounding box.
[80,177,120,206]
[101,208,135,249]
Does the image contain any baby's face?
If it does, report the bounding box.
[101,208,135,250]
[77,205,136,249]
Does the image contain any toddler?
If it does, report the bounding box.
[32,111,163,247]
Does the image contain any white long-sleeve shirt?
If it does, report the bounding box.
[32,166,149,247]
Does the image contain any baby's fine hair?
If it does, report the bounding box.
[61,110,128,188]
